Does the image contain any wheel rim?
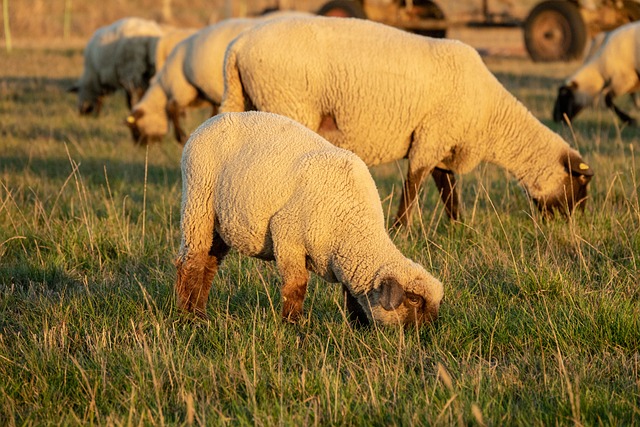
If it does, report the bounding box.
[530,10,571,59]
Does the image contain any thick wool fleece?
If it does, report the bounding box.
[153,27,198,74]
[75,17,165,114]
[177,111,443,325]
[221,16,593,222]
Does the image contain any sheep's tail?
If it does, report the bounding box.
[219,42,249,113]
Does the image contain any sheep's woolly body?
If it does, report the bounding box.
[221,16,593,222]
[129,12,313,143]
[555,21,640,123]
[177,111,443,325]
[572,22,640,98]
[74,17,165,114]
[129,18,257,140]
[153,27,199,74]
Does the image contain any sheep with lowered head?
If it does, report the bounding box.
[220,16,594,226]
[70,18,194,118]
[175,111,444,326]
[69,17,165,115]
[126,12,312,144]
[553,20,640,125]
[125,18,258,144]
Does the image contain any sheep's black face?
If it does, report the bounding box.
[79,99,102,116]
[553,83,582,123]
[535,152,594,217]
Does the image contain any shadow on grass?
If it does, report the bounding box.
[0,153,180,189]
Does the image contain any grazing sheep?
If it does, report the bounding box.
[175,111,444,327]
[126,12,312,144]
[220,16,594,226]
[153,27,199,74]
[69,17,165,115]
[553,20,640,125]
[125,18,257,144]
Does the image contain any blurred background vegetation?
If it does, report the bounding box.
[0,0,327,42]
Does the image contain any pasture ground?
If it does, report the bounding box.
[1,39,639,425]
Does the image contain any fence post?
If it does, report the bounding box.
[3,0,11,53]
[63,0,72,40]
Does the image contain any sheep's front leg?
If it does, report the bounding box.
[342,284,370,327]
[167,100,188,144]
[125,87,145,110]
[175,233,230,317]
[395,165,429,227]
[431,167,460,221]
[605,92,637,126]
[280,262,309,323]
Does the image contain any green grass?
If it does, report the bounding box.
[1,47,639,426]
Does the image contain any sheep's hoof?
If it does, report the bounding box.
[282,310,302,324]
[177,306,210,323]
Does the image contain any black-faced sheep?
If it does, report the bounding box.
[176,111,444,327]
[220,16,594,226]
[553,20,640,125]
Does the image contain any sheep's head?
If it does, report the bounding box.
[553,82,583,123]
[355,265,444,328]
[69,82,104,116]
[124,108,167,145]
[533,150,594,217]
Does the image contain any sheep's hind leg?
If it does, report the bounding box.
[167,100,188,144]
[175,233,230,317]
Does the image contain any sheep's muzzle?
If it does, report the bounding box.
[535,154,594,217]
[553,84,582,123]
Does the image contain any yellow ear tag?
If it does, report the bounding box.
[126,115,136,124]
[579,163,589,170]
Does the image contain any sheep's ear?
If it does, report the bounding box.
[564,151,594,187]
[125,109,144,125]
[564,151,594,179]
[67,83,79,93]
[558,81,576,95]
[379,277,405,311]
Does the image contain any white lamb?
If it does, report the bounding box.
[126,12,312,144]
[553,20,640,125]
[220,16,594,226]
[69,17,194,116]
[175,111,444,327]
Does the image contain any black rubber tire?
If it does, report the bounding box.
[317,0,367,19]
[524,1,587,62]
[407,0,447,38]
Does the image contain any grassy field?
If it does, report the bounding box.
[1,44,639,426]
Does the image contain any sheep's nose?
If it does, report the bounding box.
[79,103,94,115]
